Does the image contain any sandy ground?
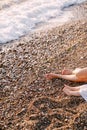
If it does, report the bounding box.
[0,2,87,129]
[0,18,87,130]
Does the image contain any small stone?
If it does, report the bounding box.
[80,56,83,59]
[4,86,10,91]
[65,119,68,122]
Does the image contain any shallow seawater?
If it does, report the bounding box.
[0,0,87,44]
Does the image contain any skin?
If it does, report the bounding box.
[45,68,87,82]
[63,84,80,96]
[45,68,87,96]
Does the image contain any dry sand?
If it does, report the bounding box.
[0,3,87,130]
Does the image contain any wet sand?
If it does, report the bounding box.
[0,3,87,130]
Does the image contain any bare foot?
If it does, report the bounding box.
[45,73,58,80]
[63,87,71,96]
[62,69,73,75]
[64,84,80,91]
[45,69,73,80]
[63,86,80,96]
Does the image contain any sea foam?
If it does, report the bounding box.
[0,0,86,44]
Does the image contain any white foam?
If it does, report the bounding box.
[0,0,86,43]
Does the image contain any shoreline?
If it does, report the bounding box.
[0,17,87,51]
[0,1,87,46]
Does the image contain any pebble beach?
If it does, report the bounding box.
[0,1,87,130]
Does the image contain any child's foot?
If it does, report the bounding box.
[62,69,73,75]
[64,84,80,91]
[63,86,80,96]
[45,73,58,80]
[63,87,71,96]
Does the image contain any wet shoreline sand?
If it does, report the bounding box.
[0,3,87,130]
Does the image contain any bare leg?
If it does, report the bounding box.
[63,85,80,96]
[45,68,73,80]
[62,67,87,78]
[64,84,80,91]
[74,68,87,79]
[45,68,87,82]
[45,73,79,82]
